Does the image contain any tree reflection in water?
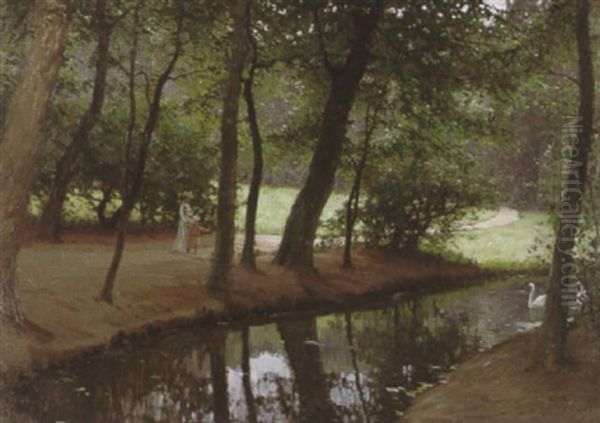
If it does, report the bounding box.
[209,329,229,423]
[2,296,483,422]
[277,317,338,422]
[240,325,257,423]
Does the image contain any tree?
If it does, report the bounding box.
[274,1,383,274]
[38,0,113,241]
[206,0,248,293]
[100,1,183,303]
[342,104,379,269]
[0,0,75,324]
[240,2,263,271]
[536,0,595,367]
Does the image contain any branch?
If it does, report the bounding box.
[123,0,142,187]
[167,69,204,81]
[245,0,258,80]
[128,11,184,200]
[548,69,580,86]
[313,6,334,74]
[107,3,133,29]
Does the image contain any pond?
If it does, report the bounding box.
[1,278,544,422]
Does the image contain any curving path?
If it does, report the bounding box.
[196,207,520,258]
[458,206,519,231]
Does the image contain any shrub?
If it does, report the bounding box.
[360,154,495,251]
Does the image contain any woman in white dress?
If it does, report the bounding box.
[173,192,197,253]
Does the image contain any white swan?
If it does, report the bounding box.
[528,283,546,309]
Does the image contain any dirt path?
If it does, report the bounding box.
[229,207,520,254]
[460,207,519,231]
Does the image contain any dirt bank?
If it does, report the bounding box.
[404,328,600,423]
[0,232,486,374]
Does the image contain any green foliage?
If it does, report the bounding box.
[361,161,493,251]
[360,118,496,251]
[137,104,219,226]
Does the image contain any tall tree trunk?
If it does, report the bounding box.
[38,0,112,242]
[99,0,139,303]
[536,0,595,367]
[240,9,263,271]
[0,0,74,324]
[342,106,376,269]
[100,6,182,303]
[207,0,248,292]
[273,4,382,274]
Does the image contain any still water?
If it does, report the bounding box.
[1,279,543,422]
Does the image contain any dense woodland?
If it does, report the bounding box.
[0,0,599,377]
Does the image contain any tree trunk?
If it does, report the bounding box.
[274,4,381,274]
[240,14,263,271]
[96,186,121,229]
[100,5,182,303]
[536,0,595,367]
[342,106,376,269]
[207,0,248,292]
[38,0,112,241]
[342,178,360,269]
[0,0,74,324]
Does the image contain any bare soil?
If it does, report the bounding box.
[0,230,483,373]
[404,328,600,423]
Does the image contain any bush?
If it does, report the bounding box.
[361,154,495,251]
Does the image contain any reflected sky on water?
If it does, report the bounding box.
[1,278,542,422]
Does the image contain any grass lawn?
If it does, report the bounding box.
[236,185,347,235]
[29,185,549,272]
[447,211,553,270]
[234,186,499,236]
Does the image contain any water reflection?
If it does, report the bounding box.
[278,318,338,422]
[1,283,540,422]
[240,326,257,423]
